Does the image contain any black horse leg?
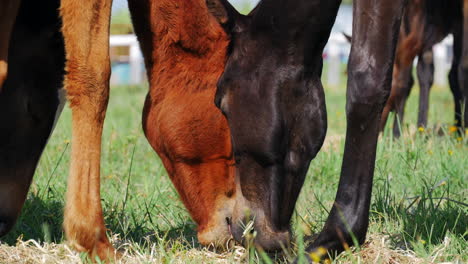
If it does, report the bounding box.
[416,49,434,128]
[449,23,463,129]
[0,0,64,237]
[304,0,406,259]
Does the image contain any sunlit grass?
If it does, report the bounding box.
[1,74,466,263]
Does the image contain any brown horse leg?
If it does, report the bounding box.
[392,65,414,137]
[304,0,405,258]
[0,0,21,91]
[380,64,413,137]
[60,0,114,260]
[380,84,396,133]
[416,49,434,128]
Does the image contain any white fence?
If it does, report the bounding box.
[110,33,454,86]
[109,35,144,85]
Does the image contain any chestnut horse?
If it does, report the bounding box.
[129,0,235,246]
[0,0,233,260]
[2,0,468,262]
[381,0,464,137]
[215,0,468,261]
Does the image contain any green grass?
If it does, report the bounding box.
[1,74,466,263]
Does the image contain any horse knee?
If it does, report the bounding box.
[347,68,390,122]
[66,63,110,108]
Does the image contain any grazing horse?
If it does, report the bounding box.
[128,0,235,246]
[58,0,468,260]
[0,0,65,243]
[0,0,233,259]
[215,0,408,258]
[381,0,464,137]
[216,0,468,260]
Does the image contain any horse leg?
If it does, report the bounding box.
[305,0,406,258]
[60,0,114,260]
[449,23,463,128]
[0,0,21,91]
[0,0,64,237]
[392,65,414,138]
[460,0,468,129]
[380,82,396,133]
[416,49,434,128]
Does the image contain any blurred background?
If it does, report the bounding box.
[109,0,453,88]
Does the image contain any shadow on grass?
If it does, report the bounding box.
[102,197,201,250]
[372,180,467,250]
[1,193,64,245]
[1,193,201,252]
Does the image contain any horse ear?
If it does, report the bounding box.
[207,0,244,33]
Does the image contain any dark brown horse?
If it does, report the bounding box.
[381,0,464,137]
[0,0,234,259]
[2,0,468,262]
[215,0,468,261]
[0,0,65,244]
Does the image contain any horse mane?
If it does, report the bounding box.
[131,0,230,102]
[154,0,227,54]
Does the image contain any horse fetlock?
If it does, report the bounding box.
[64,216,115,260]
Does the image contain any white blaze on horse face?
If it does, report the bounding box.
[197,194,236,247]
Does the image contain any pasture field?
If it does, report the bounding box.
[0,80,466,263]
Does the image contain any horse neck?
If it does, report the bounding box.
[146,0,229,99]
[153,0,226,53]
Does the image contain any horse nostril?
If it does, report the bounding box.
[226,217,234,237]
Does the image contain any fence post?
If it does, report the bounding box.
[327,37,342,87]
[129,42,143,84]
[434,43,447,86]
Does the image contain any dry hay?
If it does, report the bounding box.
[0,233,457,263]
[0,239,81,264]
[334,234,456,264]
[0,235,247,264]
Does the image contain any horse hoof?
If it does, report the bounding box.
[94,240,120,262]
